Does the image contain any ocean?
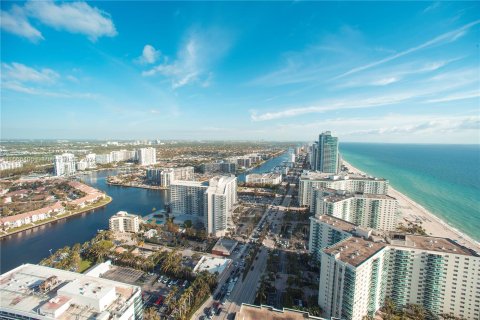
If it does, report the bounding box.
[339,143,480,242]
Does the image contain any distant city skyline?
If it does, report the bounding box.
[1,1,479,143]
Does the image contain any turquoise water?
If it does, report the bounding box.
[340,143,480,242]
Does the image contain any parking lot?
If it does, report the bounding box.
[102,266,144,284]
[100,265,191,317]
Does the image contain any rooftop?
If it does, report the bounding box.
[0,264,140,320]
[301,171,386,182]
[312,215,357,233]
[388,234,477,256]
[323,237,387,267]
[246,173,281,179]
[193,256,231,275]
[170,180,208,187]
[235,303,326,320]
[207,175,236,195]
[212,238,238,255]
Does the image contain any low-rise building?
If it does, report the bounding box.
[212,237,238,256]
[0,202,64,230]
[0,160,23,171]
[235,303,330,320]
[109,211,140,233]
[245,173,282,185]
[0,263,143,320]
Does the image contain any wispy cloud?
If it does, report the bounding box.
[1,0,117,42]
[1,62,95,99]
[2,62,59,84]
[426,90,480,103]
[250,92,417,121]
[333,19,480,79]
[248,26,363,87]
[270,114,479,141]
[250,72,478,122]
[345,116,479,136]
[142,28,232,89]
[423,2,441,13]
[336,58,459,88]
[0,5,43,42]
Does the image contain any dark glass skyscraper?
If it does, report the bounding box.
[315,131,339,174]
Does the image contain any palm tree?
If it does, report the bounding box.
[144,307,161,320]
[382,298,397,320]
[406,304,426,320]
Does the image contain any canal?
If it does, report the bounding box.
[1,152,290,272]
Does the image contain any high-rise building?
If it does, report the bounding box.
[53,153,76,176]
[205,176,237,237]
[169,176,238,236]
[109,211,140,233]
[172,166,195,181]
[313,188,398,231]
[137,147,156,166]
[299,171,389,210]
[85,153,96,168]
[315,131,339,174]
[146,167,194,187]
[201,161,237,174]
[95,153,112,164]
[311,215,480,320]
[169,180,209,216]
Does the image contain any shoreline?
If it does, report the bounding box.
[0,196,112,239]
[106,181,167,190]
[343,160,480,252]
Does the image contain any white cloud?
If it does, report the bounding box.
[2,81,96,99]
[345,116,480,136]
[139,45,161,64]
[0,5,43,42]
[334,19,480,79]
[269,114,479,142]
[143,28,232,89]
[25,0,116,41]
[425,90,480,103]
[251,91,422,121]
[336,58,458,89]
[251,65,478,122]
[1,62,59,84]
[1,62,96,99]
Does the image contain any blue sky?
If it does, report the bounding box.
[1,1,479,143]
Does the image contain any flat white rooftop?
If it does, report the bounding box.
[0,263,140,320]
[193,256,231,276]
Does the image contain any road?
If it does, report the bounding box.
[190,199,276,320]
[192,183,297,319]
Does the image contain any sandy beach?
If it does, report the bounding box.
[343,161,480,253]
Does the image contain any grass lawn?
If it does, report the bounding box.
[78,259,93,273]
